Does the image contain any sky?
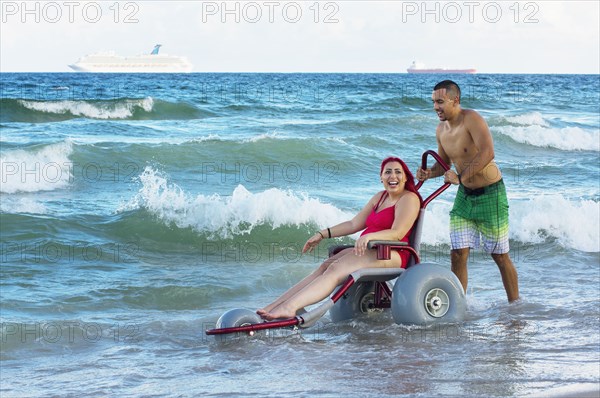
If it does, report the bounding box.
[1,0,599,73]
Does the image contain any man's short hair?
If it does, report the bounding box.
[434,80,461,100]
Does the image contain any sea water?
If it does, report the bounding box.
[1,73,599,397]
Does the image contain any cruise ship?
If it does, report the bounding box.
[407,61,476,74]
[69,45,193,73]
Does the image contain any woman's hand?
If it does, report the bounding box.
[354,234,371,256]
[302,233,323,253]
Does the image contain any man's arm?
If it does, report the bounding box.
[416,124,451,181]
[432,130,452,176]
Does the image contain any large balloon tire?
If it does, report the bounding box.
[391,263,466,325]
[329,281,388,323]
[216,308,262,328]
[213,308,262,341]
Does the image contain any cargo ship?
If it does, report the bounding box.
[69,45,193,73]
[407,61,476,74]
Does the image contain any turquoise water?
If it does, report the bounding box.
[1,73,599,397]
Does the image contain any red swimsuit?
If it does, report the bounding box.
[361,192,413,268]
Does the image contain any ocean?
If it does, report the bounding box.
[1,73,598,397]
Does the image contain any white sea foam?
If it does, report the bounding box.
[510,194,599,252]
[503,111,549,127]
[420,201,454,246]
[123,167,351,237]
[190,134,226,143]
[124,168,599,252]
[243,132,284,143]
[422,196,600,253]
[496,125,600,151]
[0,141,74,194]
[18,97,154,119]
[0,197,48,214]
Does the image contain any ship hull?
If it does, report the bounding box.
[407,68,476,74]
[69,64,193,73]
[69,52,193,73]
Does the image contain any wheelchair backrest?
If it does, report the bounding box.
[406,208,426,268]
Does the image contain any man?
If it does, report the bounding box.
[416,80,519,302]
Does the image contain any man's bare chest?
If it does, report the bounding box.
[439,128,474,159]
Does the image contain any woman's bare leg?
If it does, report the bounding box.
[262,249,400,320]
[256,270,322,316]
[257,249,351,316]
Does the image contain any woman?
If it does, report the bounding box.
[258,157,422,321]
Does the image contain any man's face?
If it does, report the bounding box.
[431,88,458,121]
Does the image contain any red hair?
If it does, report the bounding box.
[380,156,423,205]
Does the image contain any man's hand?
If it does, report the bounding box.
[444,170,460,185]
[416,168,431,182]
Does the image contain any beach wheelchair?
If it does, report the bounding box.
[206,151,466,338]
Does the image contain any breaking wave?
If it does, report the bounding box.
[0,97,210,122]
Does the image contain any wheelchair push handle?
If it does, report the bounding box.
[415,150,450,189]
[422,149,449,171]
[415,150,452,208]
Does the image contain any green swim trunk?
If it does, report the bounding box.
[449,179,510,254]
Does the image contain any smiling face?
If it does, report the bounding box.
[380,161,405,192]
[432,88,459,121]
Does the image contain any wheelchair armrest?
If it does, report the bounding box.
[329,241,418,263]
[367,240,411,261]
[367,240,408,249]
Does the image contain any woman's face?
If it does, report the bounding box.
[380,161,405,192]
